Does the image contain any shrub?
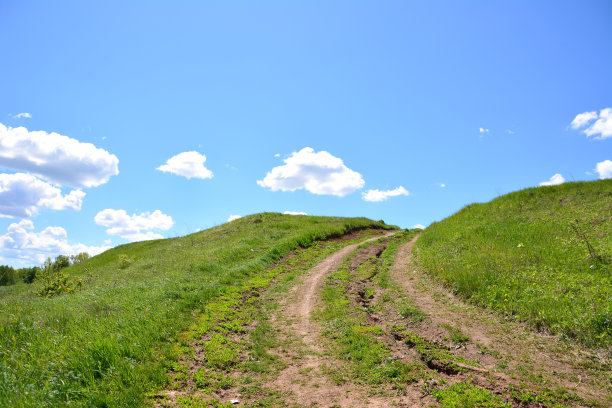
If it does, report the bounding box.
[119,254,133,269]
[36,257,82,297]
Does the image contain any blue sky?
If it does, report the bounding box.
[1,1,611,266]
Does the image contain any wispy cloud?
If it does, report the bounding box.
[12,112,32,119]
[570,108,612,140]
[479,128,489,139]
[506,129,515,135]
[362,186,409,202]
[227,214,242,222]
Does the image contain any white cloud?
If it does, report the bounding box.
[12,113,32,119]
[539,173,565,186]
[274,153,280,157]
[570,111,598,129]
[595,160,612,179]
[283,211,307,215]
[362,186,409,202]
[94,209,174,242]
[0,123,119,188]
[227,214,242,222]
[157,151,213,179]
[0,173,85,218]
[0,219,109,267]
[440,183,446,188]
[570,108,612,140]
[257,147,365,197]
[412,224,425,230]
[506,129,515,135]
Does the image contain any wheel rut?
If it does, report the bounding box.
[264,231,411,407]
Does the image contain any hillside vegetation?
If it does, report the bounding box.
[0,213,392,407]
[414,179,612,348]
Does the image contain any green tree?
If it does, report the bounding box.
[0,265,16,286]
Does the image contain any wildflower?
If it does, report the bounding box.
[517,243,524,248]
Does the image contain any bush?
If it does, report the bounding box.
[36,258,82,297]
[119,254,133,269]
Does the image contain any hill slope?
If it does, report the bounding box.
[0,213,392,407]
[414,179,612,347]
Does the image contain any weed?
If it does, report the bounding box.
[397,301,426,322]
[440,323,470,345]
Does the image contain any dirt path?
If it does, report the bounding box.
[157,231,609,407]
[390,237,610,406]
[263,231,425,407]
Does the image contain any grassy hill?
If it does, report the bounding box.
[414,179,612,348]
[0,213,392,407]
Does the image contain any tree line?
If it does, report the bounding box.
[0,253,90,287]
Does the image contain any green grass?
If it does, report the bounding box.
[0,213,393,407]
[414,180,612,347]
[432,380,510,408]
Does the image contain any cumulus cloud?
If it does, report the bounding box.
[157,151,213,179]
[257,147,365,197]
[227,214,242,222]
[362,186,409,202]
[283,211,307,215]
[0,219,109,266]
[570,108,612,140]
[94,209,174,242]
[539,173,565,186]
[12,113,32,119]
[595,160,612,179]
[0,123,119,188]
[0,173,85,218]
[412,224,425,230]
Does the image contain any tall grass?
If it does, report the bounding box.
[414,180,611,347]
[0,213,392,407]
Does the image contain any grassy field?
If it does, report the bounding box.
[414,179,612,348]
[0,213,392,407]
